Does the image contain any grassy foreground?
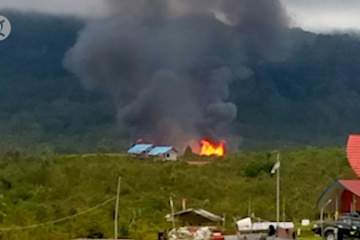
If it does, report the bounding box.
[0,147,355,240]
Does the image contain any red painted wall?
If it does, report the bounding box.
[341,190,360,212]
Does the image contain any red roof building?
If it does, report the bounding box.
[317,135,360,213]
[347,134,360,178]
[317,180,360,212]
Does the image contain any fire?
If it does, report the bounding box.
[200,139,225,157]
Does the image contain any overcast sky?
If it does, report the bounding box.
[0,0,359,33]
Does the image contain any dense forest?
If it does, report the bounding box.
[0,11,360,153]
[0,147,355,240]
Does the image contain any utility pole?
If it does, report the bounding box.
[115,176,121,240]
[276,152,280,227]
[248,196,251,217]
[270,151,281,228]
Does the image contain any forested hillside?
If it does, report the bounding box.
[0,12,127,153]
[0,148,355,240]
[1,11,360,152]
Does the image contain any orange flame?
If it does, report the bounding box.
[200,139,225,156]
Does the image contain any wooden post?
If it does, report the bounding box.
[115,177,121,240]
[170,196,175,229]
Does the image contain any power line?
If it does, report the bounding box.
[0,197,116,231]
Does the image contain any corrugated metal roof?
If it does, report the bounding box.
[166,208,223,224]
[192,209,223,222]
[127,144,153,154]
[347,134,360,177]
[148,146,173,155]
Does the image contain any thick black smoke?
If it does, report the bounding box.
[64,0,293,153]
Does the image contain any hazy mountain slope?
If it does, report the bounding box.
[1,12,360,152]
[0,12,128,153]
[235,33,360,148]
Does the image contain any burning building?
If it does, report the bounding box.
[200,140,226,157]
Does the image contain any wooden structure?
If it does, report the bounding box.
[127,144,153,159]
[148,146,178,161]
[317,180,360,213]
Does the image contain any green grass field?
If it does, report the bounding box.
[0,147,355,240]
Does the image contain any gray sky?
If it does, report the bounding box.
[0,0,359,33]
[283,0,360,32]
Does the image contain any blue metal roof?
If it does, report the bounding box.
[148,146,173,155]
[127,144,153,154]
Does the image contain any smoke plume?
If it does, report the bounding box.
[64,0,293,153]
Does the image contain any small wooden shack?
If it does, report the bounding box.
[165,208,223,225]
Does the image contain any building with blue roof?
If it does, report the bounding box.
[127,144,153,159]
[148,146,178,161]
